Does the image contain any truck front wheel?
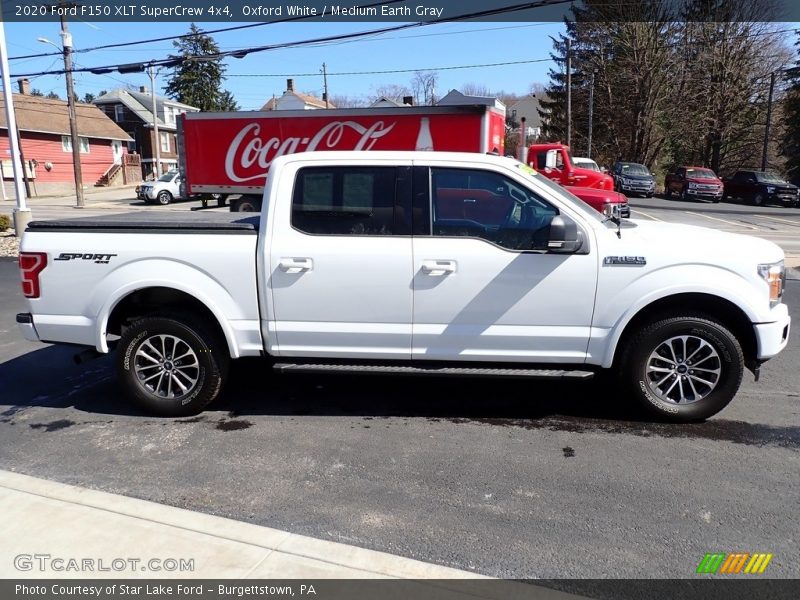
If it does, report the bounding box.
[116,316,229,416]
[619,315,744,422]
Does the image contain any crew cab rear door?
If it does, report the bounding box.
[266,161,414,359]
[410,162,598,362]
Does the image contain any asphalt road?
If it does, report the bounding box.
[0,257,798,581]
[628,194,800,256]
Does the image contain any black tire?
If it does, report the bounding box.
[618,314,744,422]
[752,193,764,206]
[681,188,689,201]
[117,315,229,417]
[215,194,227,208]
[646,192,654,198]
[157,190,172,205]
[231,196,261,212]
[664,185,672,198]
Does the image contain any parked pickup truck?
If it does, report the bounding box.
[17,152,790,422]
[722,170,800,207]
[664,166,724,202]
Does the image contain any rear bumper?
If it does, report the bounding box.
[16,313,40,343]
[754,306,791,360]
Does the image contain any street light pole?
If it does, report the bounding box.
[60,17,84,208]
[0,21,31,235]
[148,65,161,179]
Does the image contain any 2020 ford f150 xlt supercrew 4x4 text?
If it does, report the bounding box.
[17,152,790,422]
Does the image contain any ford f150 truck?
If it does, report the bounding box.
[664,166,724,202]
[17,152,790,422]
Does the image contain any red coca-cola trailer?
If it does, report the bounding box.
[177,104,506,211]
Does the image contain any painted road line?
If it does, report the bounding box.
[758,214,800,227]
[684,210,762,230]
[630,209,664,221]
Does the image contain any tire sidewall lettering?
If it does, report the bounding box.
[123,330,149,371]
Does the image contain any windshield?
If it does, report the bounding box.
[513,162,605,224]
[685,168,716,180]
[620,163,650,176]
[158,171,178,182]
[755,171,785,183]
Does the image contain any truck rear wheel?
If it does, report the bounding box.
[230,195,261,212]
[117,316,229,416]
[619,315,744,422]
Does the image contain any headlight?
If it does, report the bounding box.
[766,186,776,194]
[688,182,697,189]
[757,261,785,307]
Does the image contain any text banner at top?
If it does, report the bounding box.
[2,0,799,22]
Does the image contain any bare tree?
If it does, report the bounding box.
[370,84,412,103]
[411,71,439,105]
[328,94,368,108]
[460,82,492,97]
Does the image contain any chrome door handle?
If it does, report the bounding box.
[421,260,456,276]
[279,258,313,273]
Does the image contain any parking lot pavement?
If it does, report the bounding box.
[1,258,798,580]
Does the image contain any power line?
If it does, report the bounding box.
[7,0,409,61]
[9,1,574,78]
[226,58,554,78]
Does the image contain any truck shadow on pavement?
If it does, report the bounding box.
[2,350,799,449]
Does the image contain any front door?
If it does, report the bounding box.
[111,140,123,165]
[268,163,413,359]
[412,166,598,363]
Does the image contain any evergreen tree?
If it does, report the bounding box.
[164,23,238,112]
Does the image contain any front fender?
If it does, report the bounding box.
[590,264,767,368]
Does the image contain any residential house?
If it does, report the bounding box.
[0,78,134,196]
[436,89,506,111]
[261,79,335,111]
[370,96,414,108]
[94,87,199,179]
[507,96,543,141]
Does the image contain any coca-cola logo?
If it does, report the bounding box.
[224,120,397,182]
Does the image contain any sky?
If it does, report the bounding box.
[3,20,564,110]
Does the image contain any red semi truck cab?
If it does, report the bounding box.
[527,143,614,191]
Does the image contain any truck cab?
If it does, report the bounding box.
[527,143,614,191]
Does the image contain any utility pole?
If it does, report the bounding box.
[587,71,595,159]
[0,21,31,234]
[321,62,329,108]
[149,65,161,178]
[61,15,84,208]
[566,38,572,148]
[762,70,776,172]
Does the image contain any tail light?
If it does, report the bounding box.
[19,252,47,298]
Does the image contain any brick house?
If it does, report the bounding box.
[93,88,199,179]
[0,79,134,196]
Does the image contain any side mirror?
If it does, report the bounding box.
[547,215,583,253]
[603,202,623,223]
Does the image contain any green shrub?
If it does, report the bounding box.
[0,214,11,231]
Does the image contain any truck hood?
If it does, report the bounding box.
[625,220,784,265]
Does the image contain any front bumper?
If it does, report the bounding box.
[136,188,157,200]
[16,313,40,343]
[685,189,723,201]
[767,192,799,205]
[620,182,655,195]
[754,305,791,360]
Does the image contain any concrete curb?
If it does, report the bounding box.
[0,469,491,580]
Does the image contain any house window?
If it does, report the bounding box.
[159,131,170,153]
[114,105,124,122]
[62,136,90,153]
[165,106,175,124]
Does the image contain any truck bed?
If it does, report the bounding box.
[26,212,259,233]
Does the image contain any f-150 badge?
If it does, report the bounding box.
[603,256,646,266]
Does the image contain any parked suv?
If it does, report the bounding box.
[136,170,184,205]
[664,166,723,202]
[722,170,800,207]
[612,162,655,197]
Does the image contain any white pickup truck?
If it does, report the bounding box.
[16,152,790,421]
